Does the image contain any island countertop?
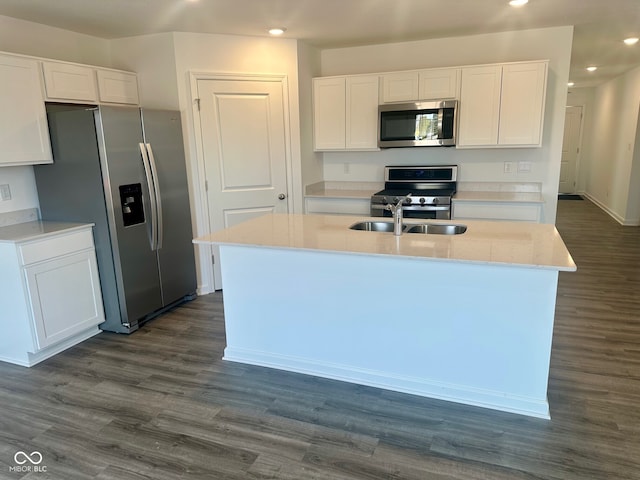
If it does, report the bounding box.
[194,213,576,272]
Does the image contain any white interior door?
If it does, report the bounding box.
[559,106,583,194]
[196,78,289,287]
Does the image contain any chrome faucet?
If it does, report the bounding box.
[386,194,411,236]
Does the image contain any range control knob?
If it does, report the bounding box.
[404,197,412,205]
[432,198,439,205]
[392,197,399,204]
[419,197,426,205]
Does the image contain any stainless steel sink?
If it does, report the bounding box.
[349,221,467,235]
[349,221,396,232]
[405,223,467,235]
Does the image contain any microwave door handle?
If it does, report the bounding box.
[139,143,158,251]
[437,109,444,139]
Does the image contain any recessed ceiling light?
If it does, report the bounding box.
[586,66,598,72]
[509,0,529,6]
[268,28,286,36]
[624,37,639,46]
[567,82,575,87]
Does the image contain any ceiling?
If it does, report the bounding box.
[0,0,639,88]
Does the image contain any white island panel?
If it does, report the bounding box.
[220,244,558,418]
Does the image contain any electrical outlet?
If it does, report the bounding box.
[0,184,11,201]
[503,162,514,174]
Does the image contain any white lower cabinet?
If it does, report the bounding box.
[452,201,542,222]
[0,224,104,367]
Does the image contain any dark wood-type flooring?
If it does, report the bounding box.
[1,199,639,479]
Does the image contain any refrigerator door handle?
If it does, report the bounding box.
[145,143,164,250]
[139,142,158,250]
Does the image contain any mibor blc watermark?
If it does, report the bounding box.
[9,451,47,473]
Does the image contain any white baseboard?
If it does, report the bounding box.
[223,346,551,420]
[582,193,640,226]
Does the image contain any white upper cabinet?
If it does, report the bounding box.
[313,75,379,151]
[0,53,52,166]
[380,71,419,103]
[345,75,379,149]
[41,61,139,105]
[498,62,547,146]
[42,61,98,102]
[380,68,461,103]
[418,68,461,100]
[313,77,346,150]
[96,69,140,104]
[458,61,548,148]
[458,65,502,147]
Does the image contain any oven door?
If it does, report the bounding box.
[371,204,451,220]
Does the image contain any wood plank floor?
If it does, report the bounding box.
[1,199,639,479]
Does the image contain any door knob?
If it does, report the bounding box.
[278,193,286,200]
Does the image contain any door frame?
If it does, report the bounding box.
[189,72,295,292]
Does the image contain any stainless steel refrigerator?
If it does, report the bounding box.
[35,105,197,333]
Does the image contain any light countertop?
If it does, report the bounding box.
[304,181,545,203]
[0,221,93,244]
[194,213,576,271]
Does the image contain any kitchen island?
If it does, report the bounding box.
[194,214,576,418]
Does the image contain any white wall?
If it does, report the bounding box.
[0,15,111,215]
[584,65,640,225]
[318,26,574,224]
[110,33,180,109]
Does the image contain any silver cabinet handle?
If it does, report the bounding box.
[278,193,286,200]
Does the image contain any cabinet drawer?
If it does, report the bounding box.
[19,229,94,265]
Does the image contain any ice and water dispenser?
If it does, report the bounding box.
[119,184,145,227]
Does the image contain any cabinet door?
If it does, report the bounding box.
[313,77,346,150]
[418,68,461,100]
[380,71,419,103]
[346,75,379,149]
[42,61,98,102]
[24,250,104,350]
[96,69,139,104]
[498,62,547,146]
[0,54,52,166]
[458,65,502,147]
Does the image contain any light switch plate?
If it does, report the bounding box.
[517,161,532,173]
[0,184,11,201]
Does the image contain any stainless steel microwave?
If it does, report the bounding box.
[378,100,457,148]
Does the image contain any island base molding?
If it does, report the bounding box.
[218,245,559,419]
[223,347,550,418]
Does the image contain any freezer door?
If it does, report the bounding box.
[141,109,197,305]
[96,106,163,323]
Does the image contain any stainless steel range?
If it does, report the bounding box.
[370,165,457,219]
